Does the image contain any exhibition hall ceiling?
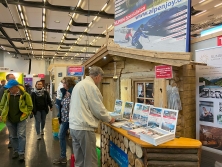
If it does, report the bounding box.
[0,0,221,61]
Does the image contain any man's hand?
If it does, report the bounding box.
[109,117,115,124]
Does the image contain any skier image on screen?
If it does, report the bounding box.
[125,29,133,42]
[131,24,149,49]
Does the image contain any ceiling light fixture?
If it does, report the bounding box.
[101,3,108,11]
[54,20,60,23]
[199,0,205,3]
[194,10,206,16]
[17,5,22,11]
[20,13,24,20]
[84,28,88,32]
[88,22,93,27]
[69,19,72,25]
[7,52,10,54]
[108,24,113,29]
[77,0,82,7]
[93,16,98,21]
[22,20,26,26]
[1,46,5,50]
[215,3,222,7]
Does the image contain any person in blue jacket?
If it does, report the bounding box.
[132,24,149,49]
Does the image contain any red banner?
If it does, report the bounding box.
[114,5,146,26]
[38,74,45,78]
[217,36,222,46]
[155,65,173,79]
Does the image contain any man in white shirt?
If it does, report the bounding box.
[69,66,115,167]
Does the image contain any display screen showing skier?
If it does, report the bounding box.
[114,0,191,52]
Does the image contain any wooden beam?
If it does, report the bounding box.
[191,30,222,44]
[47,63,80,71]
[107,46,192,61]
[109,50,190,66]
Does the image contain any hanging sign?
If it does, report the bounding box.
[67,66,84,76]
[155,65,173,79]
[38,74,45,78]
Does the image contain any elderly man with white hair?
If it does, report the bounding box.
[69,66,115,167]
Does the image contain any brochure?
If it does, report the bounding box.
[109,99,123,119]
[123,102,134,119]
[161,108,178,133]
[140,105,151,127]
[132,103,143,123]
[147,107,163,128]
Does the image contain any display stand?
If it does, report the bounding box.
[101,122,202,167]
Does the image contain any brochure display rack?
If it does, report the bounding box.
[100,122,202,167]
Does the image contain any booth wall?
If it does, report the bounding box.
[3,52,46,74]
[191,37,216,60]
[191,37,221,167]
[54,67,67,89]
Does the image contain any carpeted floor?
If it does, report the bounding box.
[0,122,6,131]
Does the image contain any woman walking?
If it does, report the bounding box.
[31,81,52,140]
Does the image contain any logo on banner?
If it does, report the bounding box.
[199,55,209,64]
[217,36,222,46]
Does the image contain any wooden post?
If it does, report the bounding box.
[154,78,167,108]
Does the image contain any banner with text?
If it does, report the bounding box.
[114,0,191,52]
[67,66,84,76]
[195,46,222,155]
[155,65,173,79]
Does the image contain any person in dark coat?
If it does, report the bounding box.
[31,81,52,140]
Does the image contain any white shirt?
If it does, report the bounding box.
[56,82,63,100]
[69,76,111,131]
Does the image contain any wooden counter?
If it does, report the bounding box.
[100,122,202,167]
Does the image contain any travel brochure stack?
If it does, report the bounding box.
[109,99,179,146]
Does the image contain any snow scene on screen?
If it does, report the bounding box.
[114,0,190,52]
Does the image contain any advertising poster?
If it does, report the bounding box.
[0,72,23,84]
[114,0,191,52]
[195,46,222,154]
[67,66,84,76]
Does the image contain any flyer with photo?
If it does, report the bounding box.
[161,109,178,133]
[140,105,151,127]
[123,102,134,119]
[132,103,143,123]
[147,107,163,128]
